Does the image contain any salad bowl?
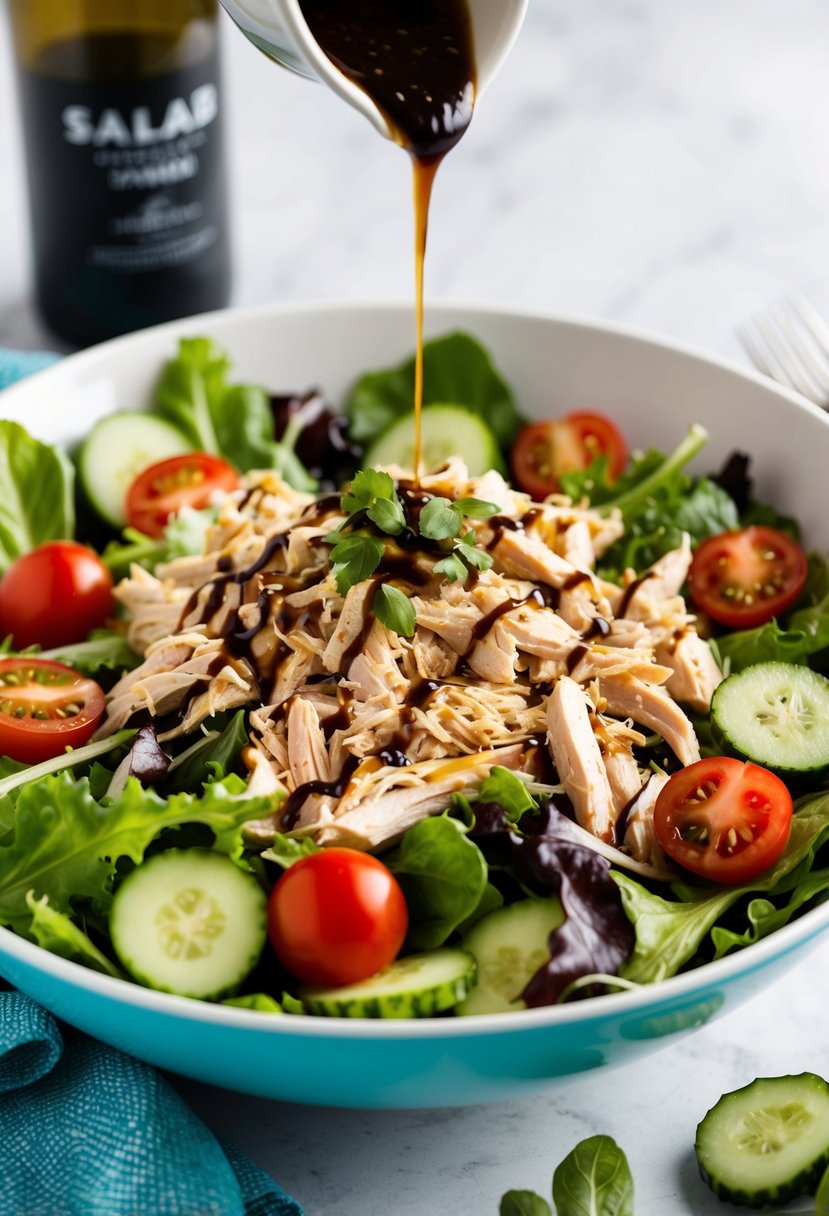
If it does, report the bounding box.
[0,300,828,1109]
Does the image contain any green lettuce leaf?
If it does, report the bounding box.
[616,792,829,983]
[385,814,488,950]
[164,710,250,794]
[0,421,75,574]
[29,628,140,678]
[0,772,274,934]
[222,993,284,1013]
[101,506,216,581]
[26,892,122,978]
[345,331,524,448]
[499,1192,551,1216]
[551,1135,634,1216]
[154,338,315,489]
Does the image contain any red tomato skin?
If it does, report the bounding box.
[267,848,409,987]
[0,658,105,763]
[0,542,113,649]
[511,411,627,499]
[126,453,239,538]
[689,526,808,630]
[653,757,792,885]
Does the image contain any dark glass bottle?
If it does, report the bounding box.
[8,0,231,347]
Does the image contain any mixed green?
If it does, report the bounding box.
[0,332,828,1019]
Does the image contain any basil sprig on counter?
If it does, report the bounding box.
[324,469,499,637]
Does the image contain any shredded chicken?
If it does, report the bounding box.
[100,461,717,858]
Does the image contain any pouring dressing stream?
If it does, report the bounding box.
[219,0,526,480]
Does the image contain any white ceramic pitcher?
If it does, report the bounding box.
[218,0,528,140]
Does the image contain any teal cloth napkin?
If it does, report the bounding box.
[0,349,304,1216]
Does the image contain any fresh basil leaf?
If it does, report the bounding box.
[477,767,534,820]
[455,497,499,518]
[342,468,396,515]
[434,552,468,583]
[456,531,494,572]
[329,535,384,594]
[374,584,416,637]
[346,331,523,447]
[420,497,462,540]
[499,1191,551,1216]
[367,497,405,536]
[552,1136,634,1216]
[0,421,75,575]
[386,815,488,950]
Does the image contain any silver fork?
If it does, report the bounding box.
[739,293,829,408]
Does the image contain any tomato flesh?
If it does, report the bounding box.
[689,526,808,629]
[653,757,792,884]
[0,541,113,650]
[0,659,106,763]
[126,453,239,538]
[267,848,409,987]
[511,411,627,499]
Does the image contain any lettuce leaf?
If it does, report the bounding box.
[164,710,249,794]
[0,421,75,574]
[26,892,122,978]
[101,506,216,581]
[616,791,829,983]
[154,338,315,490]
[24,628,140,678]
[386,815,488,950]
[0,771,274,934]
[345,331,524,448]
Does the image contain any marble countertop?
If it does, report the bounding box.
[3,1,829,1212]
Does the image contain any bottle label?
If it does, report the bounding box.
[17,46,229,288]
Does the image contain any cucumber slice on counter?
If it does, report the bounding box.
[457,897,564,1016]
[78,411,192,527]
[711,661,829,773]
[299,948,476,1018]
[365,404,503,476]
[110,849,267,999]
[696,1074,829,1208]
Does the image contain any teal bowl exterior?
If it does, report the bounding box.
[2,301,829,1108]
[1,906,828,1108]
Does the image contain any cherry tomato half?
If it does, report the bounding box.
[0,541,113,649]
[653,756,792,885]
[689,526,808,629]
[511,410,627,499]
[126,453,239,538]
[267,848,409,987]
[0,658,106,763]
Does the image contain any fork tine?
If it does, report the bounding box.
[770,302,829,397]
[789,294,829,360]
[741,311,825,404]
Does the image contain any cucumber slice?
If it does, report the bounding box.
[457,897,564,1016]
[696,1074,829,1208]
[711,661,829,773]
[299,948,476,1018]
[78,412,192,527]
[110,850,267,1000]
[365,404,503,476]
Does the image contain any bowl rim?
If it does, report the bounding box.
[1,296,828,1039]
